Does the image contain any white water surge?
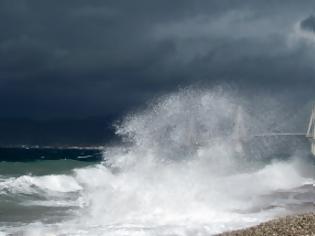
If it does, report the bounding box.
[2,88,315,236]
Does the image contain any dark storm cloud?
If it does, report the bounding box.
[0,0,315,120]
[301,14,315,33]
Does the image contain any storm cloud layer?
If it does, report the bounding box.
[301,14,315,33]
[0,0,315,120]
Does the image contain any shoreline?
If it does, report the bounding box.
[217,213,315,236]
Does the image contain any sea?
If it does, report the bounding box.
[1,89,315,236]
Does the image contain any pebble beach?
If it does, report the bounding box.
[218,213,315,236]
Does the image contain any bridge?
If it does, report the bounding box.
[233,105,315,155]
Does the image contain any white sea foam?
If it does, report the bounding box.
[3,88,314,235]
[0,175,82,195]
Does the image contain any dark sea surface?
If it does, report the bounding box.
[0,147,103,162]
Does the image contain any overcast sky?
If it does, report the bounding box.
[1,0,315,120]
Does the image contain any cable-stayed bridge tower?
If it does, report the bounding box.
[306,105,315,155]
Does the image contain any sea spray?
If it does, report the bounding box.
[3,88,314,236]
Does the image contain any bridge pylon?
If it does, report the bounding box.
[306,105,315,155]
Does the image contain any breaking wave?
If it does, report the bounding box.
[2,88,315,236]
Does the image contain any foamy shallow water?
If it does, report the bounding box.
[2,161,314,236]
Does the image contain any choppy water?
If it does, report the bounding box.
[1,88,315,236]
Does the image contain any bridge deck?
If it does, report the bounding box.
[254,133,306,137]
